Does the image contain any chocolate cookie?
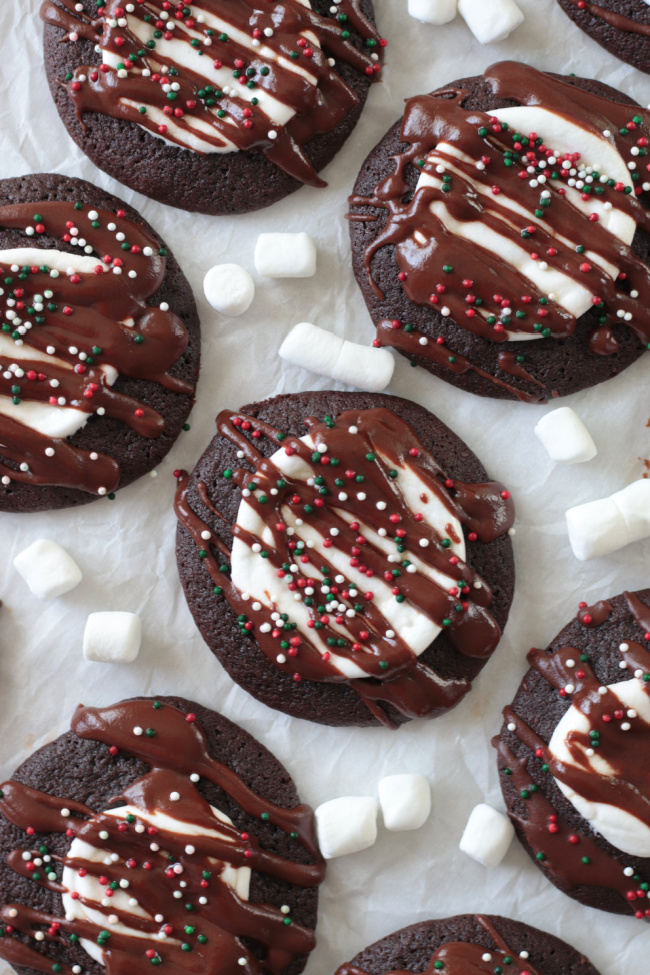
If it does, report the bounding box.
[556,1,650,74]
[495,589,650,920]
[174,390,515,729]
[0,696,324,975]
[349,62,650,403]
[0,173,200,512]
[40,0,384,216]
[333,914,600,975]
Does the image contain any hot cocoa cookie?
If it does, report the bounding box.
[349,62,650,402]
[333,914,601,975]
[0,173,199,512]
[0,696,324,975]
[40,0,384,215]
[174,390,515,729]
[495,589,650,919]
[556,1,650,75]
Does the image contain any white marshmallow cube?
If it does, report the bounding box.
[459,803,515,867]
[566,479,650,561]
[279,322,394,392]
[314,796,378,859]
[534,407,597,465]
[378,774,431,831]
[14,539,82,600]
[203,264,254,317]
[408,0,457,25]
[610,480,650,544]
[254,233,317,278]
[457,0,524,44]
[83,611,142,664]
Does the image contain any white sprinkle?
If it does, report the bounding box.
[99,830,109,840]
[61,808,71,818]
[419,538,429,548]
[507,722,516,732]
[170,791,181,801]
[190,773,200,782]
[185,845,195,855]
[160,302,169,312]
[133,726,143,735]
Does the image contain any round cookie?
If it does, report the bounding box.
[349,62,650,403]
[556,1,650,75]
[495,589,650,919]
[333,914,601,975]
[0,696,323,975]
[174,390,515,729]
[0,173,200,512]
[40,0,384,216]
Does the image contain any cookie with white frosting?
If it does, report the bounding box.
[0,696,323,975]
[495,589,650,919]
[556,1,650,75]
[349,63,650,402]
[333,914,601,975]
[174,390,515,729]
[0,173,199,512]
[40,0,384,216]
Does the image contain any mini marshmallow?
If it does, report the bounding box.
[378,774,431,831]
[534,407,597,465]
[408,0,457,25]
[14,539,82,600]
[203,264,254,317]
[314,796,378,859]
[457,0,524,44]
[566,479,650,561]
[83,611,142,664]
[459,803,515,867]
[254,232,317,278]
[279,322,394,392]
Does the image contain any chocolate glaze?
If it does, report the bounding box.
[494,593,650,919]
[0,200,193,494]
[336,915,542,975]
[563,0,650,37]
[0,699,324,975]
[349,62,650,401]
[40,0,384,187]
[175,407,514,728]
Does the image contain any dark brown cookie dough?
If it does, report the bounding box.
[495,589,650,918]
[349,71,650,403]
[42,0,378,216]
[0,696,320,975]
[0,173,200,513]
[556,0,650,74]
[333,914,601,975]
[175,390,515,729]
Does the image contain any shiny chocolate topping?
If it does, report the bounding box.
[563,0,650,38]
[175,406,514,728]
[0,699,324,975]
[494,592,650,919]
[40,0,384,187]
[335,915,543,975]
[349,62,650,401]
[0,200,193,495]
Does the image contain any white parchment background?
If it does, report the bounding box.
[1,0,650,972]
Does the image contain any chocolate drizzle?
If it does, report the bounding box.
[494,592,650,919]
[336,916,543,975]
[0,200,193,495]
[0,699,324,975]
[349,62,650,401]
[175,406,514,728]
[563,0,650,38]
[40,0,384,187]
